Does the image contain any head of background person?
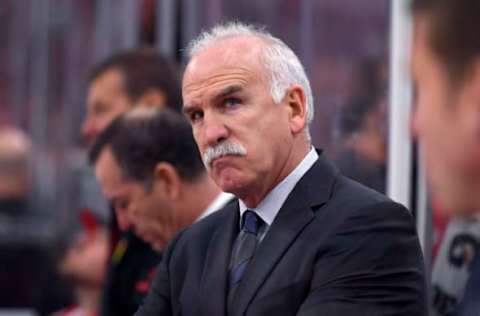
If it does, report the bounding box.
[182,22,314,208]
[82,47,182,145]
[0,126,32,201]
[338,93,387,164]
[90,107,216,251]
[410,0,480,214]
[338,57,388,163]
[58,210,109,293]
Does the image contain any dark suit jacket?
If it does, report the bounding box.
[135,153,428,316]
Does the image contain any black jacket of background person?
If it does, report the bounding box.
[101,229,161,316]
[135,151,428,316]
[0,198,74,315]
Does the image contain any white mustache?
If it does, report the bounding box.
[202,141,247,168]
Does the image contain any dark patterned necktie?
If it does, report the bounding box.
[228,210,263,308]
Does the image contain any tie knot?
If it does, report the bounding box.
[242,210,262,235]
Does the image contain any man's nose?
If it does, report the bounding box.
[202,114,229,146]
[115,209,132,232]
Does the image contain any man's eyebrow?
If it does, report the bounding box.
[213,85,243,102]
[182,104,196,115]
[182,85,244,114]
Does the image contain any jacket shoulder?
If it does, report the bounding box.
[333,175,396,209]
[168,199,237,251]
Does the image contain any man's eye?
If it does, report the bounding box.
[190,111,204,123]
[115,199,129,212]
[224,98,241,107]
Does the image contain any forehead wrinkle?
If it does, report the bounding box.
[183,71,252,104]
[214,84,244,100]
[184,71,249,90]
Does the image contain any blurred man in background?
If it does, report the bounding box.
[0,126,73,315]
[91,107,232,254]
[336,93,387,193]
[54,211,109,316]
[411,0,480,315]
[82,48,182,145]
[335,58,388,193]
[79,48,182,316]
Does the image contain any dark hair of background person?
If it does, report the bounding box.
[89,108,205,186]
[411,0,480,83]
[339,94,378,137]
[339,57,386,138]
[88,48,183,112]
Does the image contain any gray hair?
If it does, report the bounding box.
[186,22,314,140]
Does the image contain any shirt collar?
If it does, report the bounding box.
[239,147,318,227]
[196,191,235,222]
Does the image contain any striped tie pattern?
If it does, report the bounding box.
[228,210,263,306]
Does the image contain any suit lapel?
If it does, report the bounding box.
[198,202,240,316]
[231,153,338,316]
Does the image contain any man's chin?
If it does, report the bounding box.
[141,235,164,252]
[431,181,480,216]
[152,242,164,252]
[215,177,246,196]
[439,195,480,217]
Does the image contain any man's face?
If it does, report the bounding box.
[411,16,480,213]
[182,37,304,205]
[95,148,167,250]
[82,69,132,145]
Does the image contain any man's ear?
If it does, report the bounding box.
[284,85,307,135]
[138,89,167,108]
[153,162,181,200]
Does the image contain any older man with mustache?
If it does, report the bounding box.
[135,22,427,316]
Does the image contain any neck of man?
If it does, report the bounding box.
[74,284,102,312]
[241,139,311,208]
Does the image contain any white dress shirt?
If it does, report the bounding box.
[239,148,318,240]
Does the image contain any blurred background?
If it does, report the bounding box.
[0,0,390,233]
[1,0,437,315]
